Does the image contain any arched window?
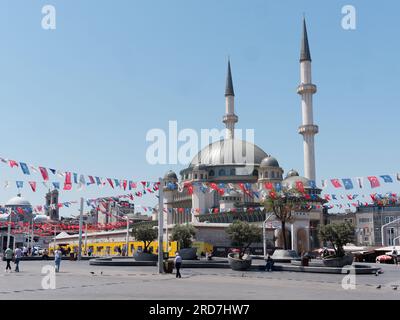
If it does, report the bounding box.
[194,174,198,179]
[218,169,226,176]
[209,170,215,177]
[252,170,258,176]
[230,168,235,176]
[271,171,275,179]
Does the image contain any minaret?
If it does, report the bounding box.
[223,60,238,139]
[297,18,318,182]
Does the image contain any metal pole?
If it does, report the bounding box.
[53,224,57,254]
[166,220,169,257]
[157,178,164,273]
[31,219,34,254]
[84,222,88,255]
[263,213,274,260]
[6,208,11,249]
[27,221,30,251]
[125,216,129,256]
[78,197,84,261]
[381,217,400,246]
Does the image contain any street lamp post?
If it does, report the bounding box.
[381,218,400,246]
[78,197,84,261]
[157,177,164,274]
[125,216,130,256]
[6,208,12,249]
[263,212,274,260]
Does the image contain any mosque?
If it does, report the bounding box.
[161,19,326,253]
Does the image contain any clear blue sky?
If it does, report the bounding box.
[0,0,398,216]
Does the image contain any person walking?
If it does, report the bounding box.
[14,247,22,272]
[174,252,182,278]
[54,248,62,273]
[265,255,274,272]
[4,247,13,273]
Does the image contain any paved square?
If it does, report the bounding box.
[0,261,399,300]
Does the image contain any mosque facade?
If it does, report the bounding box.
[161,19,325,252]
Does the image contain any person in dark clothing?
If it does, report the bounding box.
[174,252,182,278]
[265,255,274,272]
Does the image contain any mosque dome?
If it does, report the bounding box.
[5,195,32,207]
[282,175,311,190]
[164,170,178,180]
[260,156,280,168]
[286,169,299,178]
[189,139,268,167]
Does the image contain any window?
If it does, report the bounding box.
[218,169,226,176]
[194,174,198,179]
[209,170,215,177]
[200,174,204,179]
[230,168,235,176]
[252,170,258,176]
[271,172,275,178]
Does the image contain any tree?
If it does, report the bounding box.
[226,220,262,259]
[263,189,309,250]
[171,224,196,249]
[318,222,355,258]
[131,224,158,253]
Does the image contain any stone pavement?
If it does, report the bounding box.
[0,260,399,300]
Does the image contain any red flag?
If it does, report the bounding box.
[188,185,194,195]
[218,189,225,196]
[367,176,380,188]
[264,182,274,190]
[295,181,305,193]
[130,181,137,189]
[88,176,95,184]
[122,180,127,191]
[9,160,19,168]
[64,172,72,190]
[17,207,24,214]
[29,181,37,192]
[324,195,331,201]
[269,191,277,199]
[107,178,114,189]
[39,167,49,181]
[330,179,342,188]
[210,183,218,190]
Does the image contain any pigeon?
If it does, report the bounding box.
[90,272,95,275]
[376,285,381,289]
[101,272,103,275]
[393,287,398,291]
[375,271,379,276]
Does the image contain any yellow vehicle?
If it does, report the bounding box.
[51,240,213,258]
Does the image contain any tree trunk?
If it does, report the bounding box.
[282,221,287,250]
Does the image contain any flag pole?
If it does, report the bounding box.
[78,197,84,261]
[157,178,164,274]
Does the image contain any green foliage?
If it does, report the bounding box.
[263,189,309,250]
[171,224,196,248]
[318,222,355,257]
[132,224,158,253]
[226,220,262,259]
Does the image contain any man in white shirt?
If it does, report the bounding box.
[174,252,182,278]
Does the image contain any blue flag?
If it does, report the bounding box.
[95,177,101,185]
[49,168,56,175]
[380,175,393,183]
[20,162,30,175]
[332,194,337,200]
[52,182,60,189]
[16,181,24,189]
[73,173,78,184]
[309,180,317,189]
[275,183,282,192]
[342,178,354,190]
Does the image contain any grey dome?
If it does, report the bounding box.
[193,164,207,171]
[164,170,177,180]
[260,156,280,168]
[282,175,311,190]
[6,196,31,207]
[190,139,268,167]
[286,169,299,178]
